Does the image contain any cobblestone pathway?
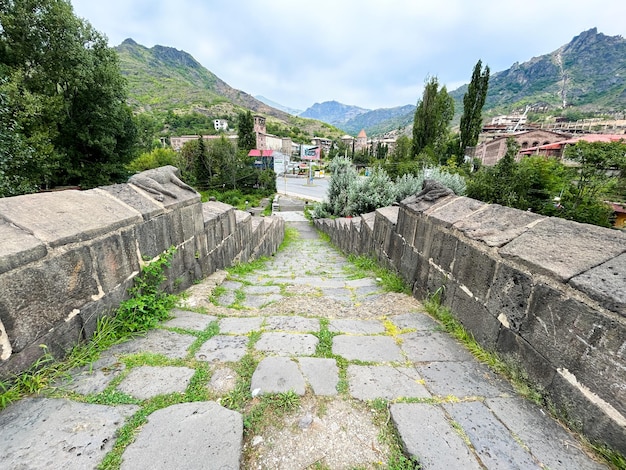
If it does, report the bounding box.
[0,216,608,469]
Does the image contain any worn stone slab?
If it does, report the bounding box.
[120,401,242,470]
[0,189,142,248]
[0,398,138,470]
[298,357,338,395]
[443,401,541,469]
[117,366,195,399]
[219,317,263,334]
[105,329,195,359]
[57,355,125,395]
[344,278,378,288]
[348,365,430,400]
[332,335,403,362]
[390,403,481,470]
[0,219,47,274]
[390,312,440,331]
[569,252,626,316]
[255,332,318,356]
[425,196,486,228]
[264,316,320,332]
[400,332,474,362]
[242,293,284,308]
[163,309,217,331]
[486,397,608,470]
[416,361,511,398]
[99,183,164,220]
[329,319,385,334]
[499,217,626,281]
[250,357,306,395]
[196,335,248,363]
[179,271,228,309]
[453,204,545,247]
[244,285,282,295]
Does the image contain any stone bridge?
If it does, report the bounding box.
[0,168,624,459]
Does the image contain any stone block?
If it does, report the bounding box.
[495,327,556,390]
[391,403,481,469]
[547,370,626,455]
[428,228,458,274]
[569,253,626,317]
[443,401,539,468]
[0,247,99,352]
[0,398,138,470]
[332,335,403,362]
[348,365,430,401]
[448,284,501,349]
[79,279,132,339]
[413,216,434,255]
[485,262,533,332]
[396,207,418,243]
[525,283,626,416]
[90,233,140,293]
[0,189,142,248]
[0,220,47,274]
[451,240,497,302]
[398,244,419,288]
[418,360,513,398]
[454,204,545,247]
[98,183,164,221]
[298,357,338,395]
[250,357,306,395]
[120,402,242,470]
[424,196,486,228]
[134,214,172,261]
[117,366,195,399]
[487,396,609,470]
[499,217,626,282]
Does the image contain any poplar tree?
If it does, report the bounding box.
[237,110,256,151]
[459,60,490,163]
[411,77,454,158]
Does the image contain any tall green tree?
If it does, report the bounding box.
[459,60,490,163]
[412,76,454,158]
[0,0,137,190]
[237,110,256,151]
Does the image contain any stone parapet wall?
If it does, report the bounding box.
[0,176,284,381]
[315,195,626,454]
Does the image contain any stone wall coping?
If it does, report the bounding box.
[0,189,143,249]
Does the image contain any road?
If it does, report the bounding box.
[276,175,329,202]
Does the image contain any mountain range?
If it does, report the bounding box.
[115,28,626,138]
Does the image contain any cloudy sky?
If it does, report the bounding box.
[70,0,624,111]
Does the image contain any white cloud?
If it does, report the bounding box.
[70,0,626,110]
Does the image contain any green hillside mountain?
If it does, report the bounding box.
[342,105,416,136]
[115,39,345,141]
[450,28,626,115]
[116,39,290,119]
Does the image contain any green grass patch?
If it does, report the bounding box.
[227,257,268,277]
[244,390,301,434]
[209,285,226,305]
[187,321,220,355]
[344,254,410,294]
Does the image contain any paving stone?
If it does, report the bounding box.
[486,397,608,470]
[242,293,284,308]
[332,335,403,362]
[195,335,248,363]
[117,366,195,399]
[390,312,441,331]
[244,285,282,295]
[219,317,263,334]
[120,401,242,470]
[390,403,481,470]
[105,329,195,359]
[443,401,541,469]
[400,332,474,362]
[321,289,353,303]
[328,319,385,334]
[255,332,318,356]
[298,357,338,395]
[416,361,512,398]
[250,357,306,395]
[264,316,320,332]
[0,398,138,470]
[209,367,238,394]
[344,278,378,288]
[217,291,236,306]
[348,365,431,400]
[163,309,217,331]
[57,355,125,395]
